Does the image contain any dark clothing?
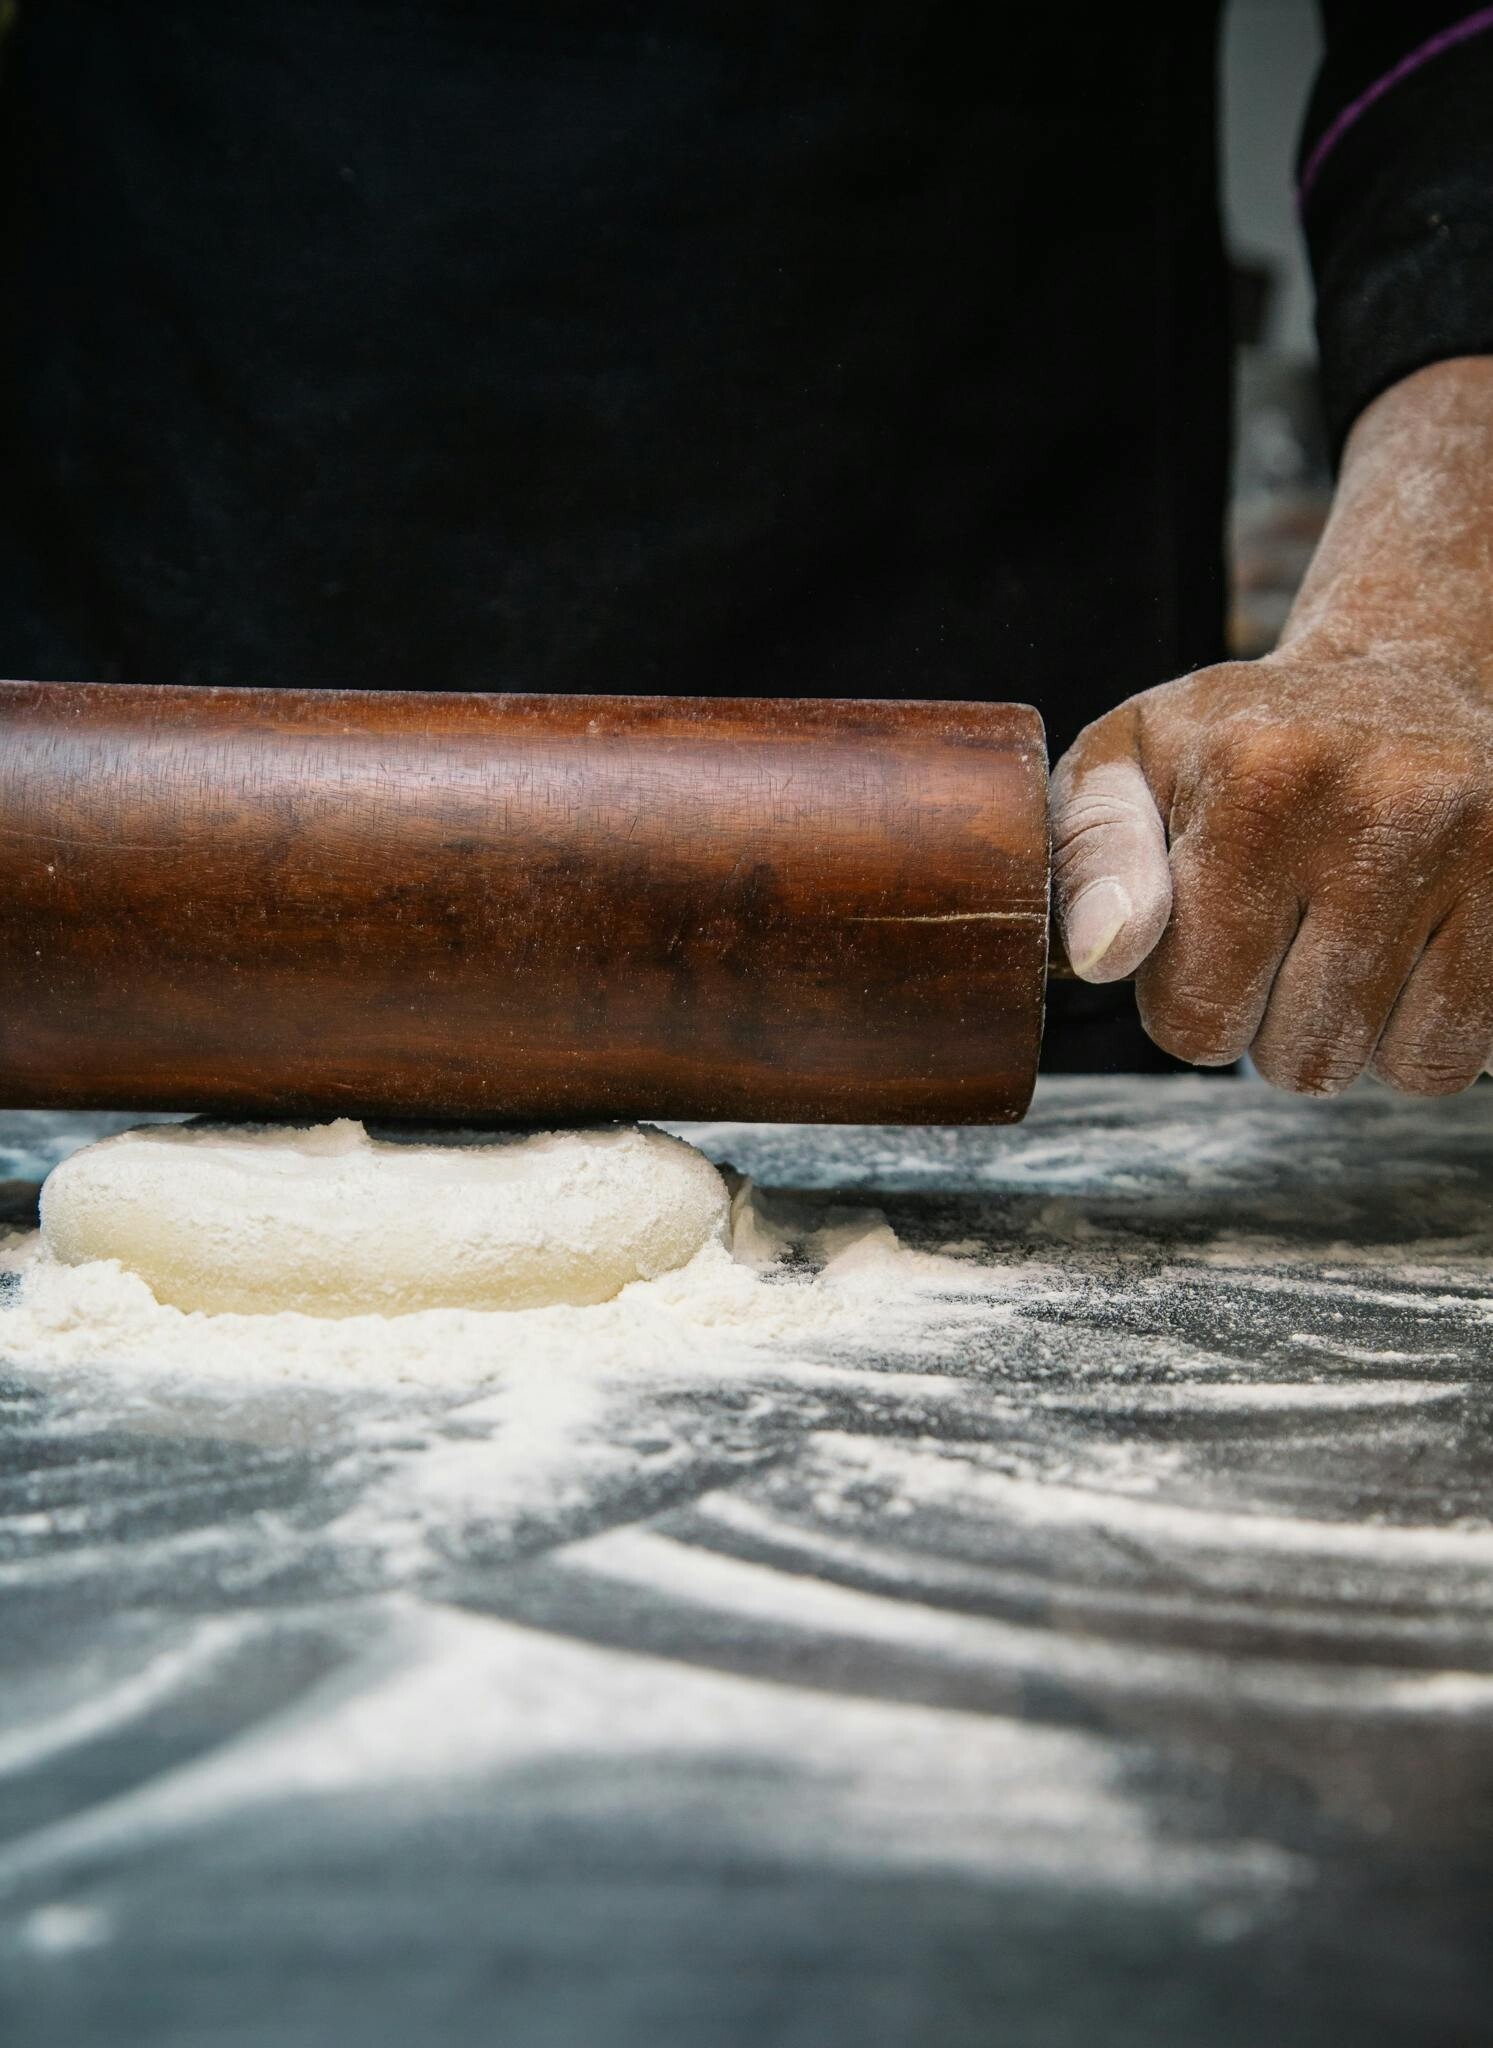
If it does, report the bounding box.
[1302,4,1493,460]
[0,3,1487,1071]
[0,2,1233,758]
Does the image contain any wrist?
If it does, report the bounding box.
[1278,357,1493,689]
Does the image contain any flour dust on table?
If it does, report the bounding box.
[0,1117,994,1387]
[2,1081,1493,2047]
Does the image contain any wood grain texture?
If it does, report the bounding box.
[0,683,1050,1124]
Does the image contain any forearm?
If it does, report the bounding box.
[1279,356,1493,689]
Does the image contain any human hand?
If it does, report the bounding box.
[1050,358,1493,1097]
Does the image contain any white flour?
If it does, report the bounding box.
[0,1082,1490,1958]
[0,1173,1003,1389]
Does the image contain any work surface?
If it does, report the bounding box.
[1,1077,1491,2048]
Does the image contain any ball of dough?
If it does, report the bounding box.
[40,1119,729,1318]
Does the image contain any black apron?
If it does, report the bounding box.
[0,1,1232,1070]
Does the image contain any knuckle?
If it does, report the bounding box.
[1186,738,1327,856]
[1054,792,1153,839]
[1251,1036,1363,1098]
[1339,748,1482,846]
[1349,786,1460,850]
[1214,721,1330,805]
[1448,789,1493,864]
[1052,762,1159,849]
[1251,992,1372,1096]
[1371,1038,1484,1097]
[1136,982,1250,1066]
[1375,1061,1477,1098]
[1050,806,1151,889]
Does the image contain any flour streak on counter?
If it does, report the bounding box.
[1,1079,1492,2038]
[0,1176,1005,1386]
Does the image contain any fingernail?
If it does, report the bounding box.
[1064,878,1133,978]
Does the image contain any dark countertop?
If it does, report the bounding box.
[1,1076,1491,2048]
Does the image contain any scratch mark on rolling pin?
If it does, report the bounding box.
[850,910,1048,925]
[0,827,183,855]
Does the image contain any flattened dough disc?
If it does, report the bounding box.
[40,1119,729,1318]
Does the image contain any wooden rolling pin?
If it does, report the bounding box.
[0,682,1053,1125]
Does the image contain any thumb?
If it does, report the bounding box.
[1050,735,1172,983]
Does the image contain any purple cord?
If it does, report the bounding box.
[1297,6,1493,210]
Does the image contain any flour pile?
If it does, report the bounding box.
[0,1128,1001,1389]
